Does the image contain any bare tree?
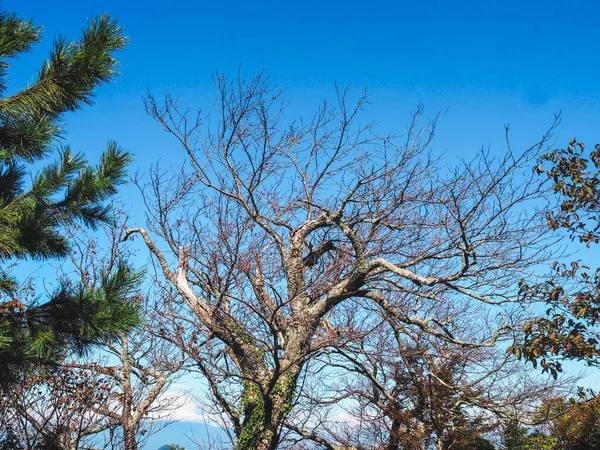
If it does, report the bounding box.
[0,365,114,449]
[1,334,185,450]
[127,73,559,450]
[55,212,188,450]
[288,298,574,450]
[61,328,185,449]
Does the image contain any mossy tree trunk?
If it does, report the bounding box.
[235,374,298,450]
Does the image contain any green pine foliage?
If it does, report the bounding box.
[0,10,138,388]
[502,418,529,450]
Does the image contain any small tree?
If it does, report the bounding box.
[502,418,529,450]
[499,390,600,450]
[60,215,187,450]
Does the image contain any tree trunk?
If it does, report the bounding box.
[386,416,402,450]
[121,336,138,450]
[234,375,296,450]
[123,420,138,450]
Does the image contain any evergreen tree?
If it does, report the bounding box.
[502,418,528,450]
[0,10,138,388]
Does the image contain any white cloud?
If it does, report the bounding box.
[153,391,223,428]
[330,410,360,426]
[166,393,207,423]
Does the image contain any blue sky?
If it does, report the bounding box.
[5,0,600,448]
[6,0,600,175]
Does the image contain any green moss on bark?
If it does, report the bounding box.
[235,376,297,450]
[272,375,295,420]
[237,381,268,450]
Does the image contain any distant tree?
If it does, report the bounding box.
[502,418,529,450]
[538,390,600,450]
[131,73,564,450]
[498,389,600,450]
[0,10,137,388]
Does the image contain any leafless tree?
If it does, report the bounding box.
[287,298,574,450]
[126,72,560,450]
[56,212,188,450]
[0,365,114,449]
[61,328,185,450]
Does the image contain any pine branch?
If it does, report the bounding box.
[0,14,127,120]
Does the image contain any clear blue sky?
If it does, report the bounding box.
[6,0,600,177]
[7,0,600,277]
[5,1,600,447]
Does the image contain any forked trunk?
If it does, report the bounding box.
[234,375,296,450]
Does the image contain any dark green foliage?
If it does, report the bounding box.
[0,9,136,389]
[0,14,126,119]
[502,418,529,450]
[1,262,141,386]
[464,435,496,450]
[0,12,40,94]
